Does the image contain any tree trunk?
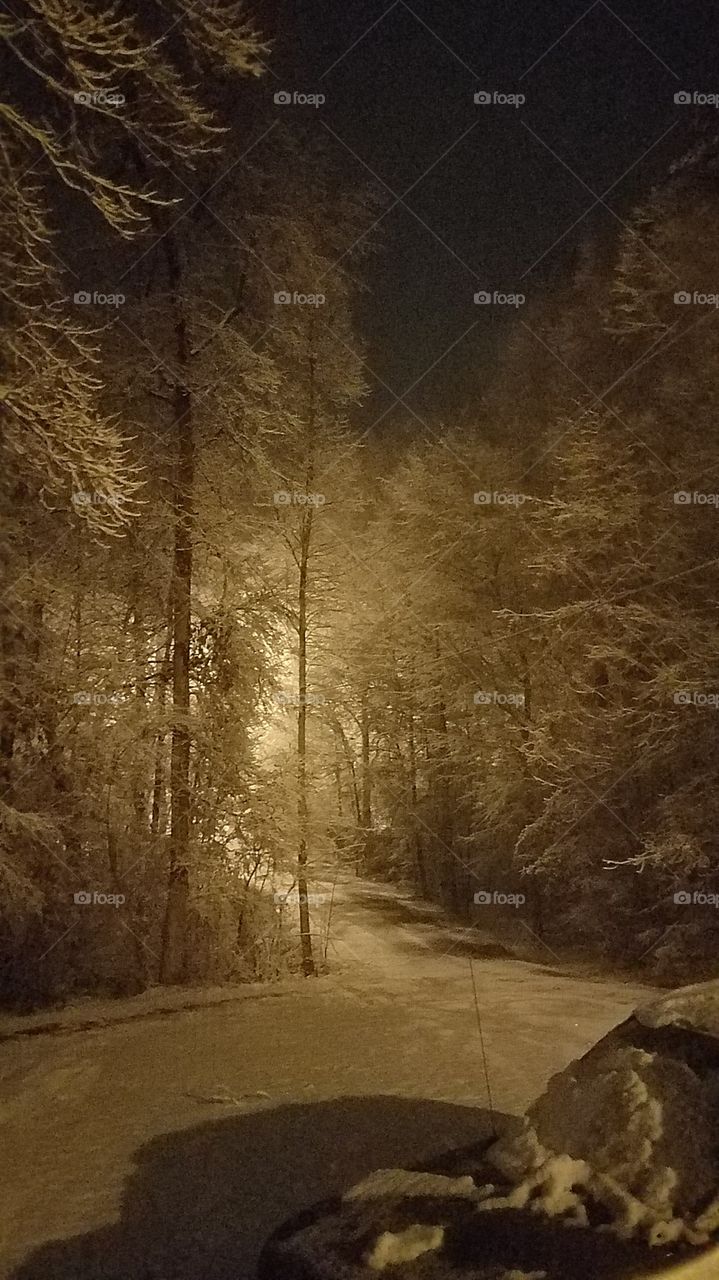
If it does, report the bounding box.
[0,601,19,803]
[360,686,372,829]
[159,230,194,985]
[129,562,149,836]
[106,791,148,989]
[297,503,316,976]
[333,761,343,818]
[407,707,427,896]
[0,481,39,805]
[432,639,458,910]
[332,719,361,825]
[150,597,173,840]
[295,330,317,978]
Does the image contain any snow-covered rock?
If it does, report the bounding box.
[483,1020,719,1247]
[636,978,719,1039]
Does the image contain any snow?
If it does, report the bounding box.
[482,1039,719,1247]
[345,1170,477,1201]
[303,1018,719,1277]
[636,979,719,1039]
[0,875,652,1279]
[0,976,320,1043]
[365,1223,444,1269]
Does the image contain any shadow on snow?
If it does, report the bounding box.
[12,1095,500,1280]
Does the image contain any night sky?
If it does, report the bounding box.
[257,1,719,424]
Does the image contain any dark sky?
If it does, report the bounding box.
[258,1,717,424]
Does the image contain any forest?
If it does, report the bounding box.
[3,0,719,1010]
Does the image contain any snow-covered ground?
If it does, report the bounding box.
[0,876,653,1280]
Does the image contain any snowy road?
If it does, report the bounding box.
[0,876,653,1280]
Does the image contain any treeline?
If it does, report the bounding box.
[349,137,719,981]
[2,4,718,1009]
[1,1,373,1005]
